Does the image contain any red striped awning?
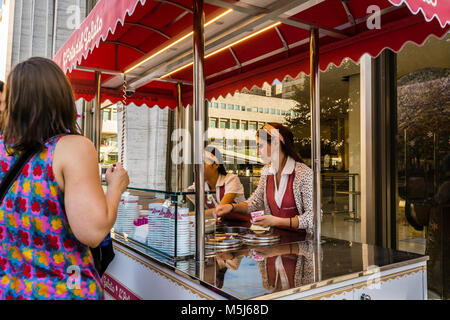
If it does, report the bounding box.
[388,0,450,27]
[53,0,449,109]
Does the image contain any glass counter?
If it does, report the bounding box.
[110,187,199,261]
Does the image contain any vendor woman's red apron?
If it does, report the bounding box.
[207,185,251,222]
[205,186,225,209]
[266,171,306,233]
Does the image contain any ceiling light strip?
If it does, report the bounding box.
[160,21,281,78]
[124,9,233,74]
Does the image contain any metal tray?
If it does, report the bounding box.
[205,245,242,253]
[205,237,243,248]
[240,231,280,241]
[241,238,280,246]
[215,226,249,235]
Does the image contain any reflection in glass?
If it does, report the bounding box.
[285,59,362,242]
[396,35,450,299]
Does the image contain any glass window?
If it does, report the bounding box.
[231,121,238,129]
[241,121,248,130]
[395,35,450,257]
[221,103,226,109]
[259,108,263,113]
[248,122,257,131]
[220,120,229,129]
[208,101,212,108]
[228,104,234,110]
[214,102,219,108]
[284,59,362,244]
[235,105,240,111]
[281,110,286,115]
[253,107,258,112]
[209,119,217,128]
[258,123,264,129]
[241,106,246,111]
[271,109,276,114]
[103,110,111,120]
[112,110,117,121]
[277,109,280,115]
[265,108,269,114]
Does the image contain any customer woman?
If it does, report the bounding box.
[216,123,315,233]
[187,147,248,221]
[0,57,129,300]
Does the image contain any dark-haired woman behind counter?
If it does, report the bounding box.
[187,147,249,221]
[216,123,316,234]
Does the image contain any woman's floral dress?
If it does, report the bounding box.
[0,136,103,300]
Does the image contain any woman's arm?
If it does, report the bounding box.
[216,173,267,217]
[53,135,129,248]
[253,215,299,229]
[188,192,237,217]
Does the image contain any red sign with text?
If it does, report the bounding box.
[102,273,141,300]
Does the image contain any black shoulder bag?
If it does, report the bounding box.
[90,234,115,278]
[0,148,38,203]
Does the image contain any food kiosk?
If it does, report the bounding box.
[53,0,449,300]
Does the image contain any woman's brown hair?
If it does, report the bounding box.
[2,57,80,155]
[257,122,304,163]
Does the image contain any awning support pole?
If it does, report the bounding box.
[193,0,206,263]
[94,71,102,162]
[310,27,322,281]
[310,28,321,244]
[176,83,183,192]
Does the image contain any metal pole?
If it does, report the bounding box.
[193,0,206,263]
[51,0,58,58]
[310,28,321,246]
[94,71,102,161]
[177,83,183,192]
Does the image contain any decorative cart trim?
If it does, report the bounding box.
[308,266,426,300]
[113,245,216,300]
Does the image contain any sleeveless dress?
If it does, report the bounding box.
[0,136,103,300]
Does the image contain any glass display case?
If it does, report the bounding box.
[110,187,199,261]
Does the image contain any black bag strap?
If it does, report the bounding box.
[0,134,69,203]
[0,148,38,203]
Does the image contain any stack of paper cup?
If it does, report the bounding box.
[147,203,164,251]
[175,208,191,257]
[164,207,175,256]
[146,204,156,248]
[188,214,196,256]
[114,193,139,236]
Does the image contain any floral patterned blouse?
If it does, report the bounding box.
[0,136,103,300]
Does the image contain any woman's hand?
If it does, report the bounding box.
[253,215,281,228]
[105,162,130,194]
[215,203,233,218]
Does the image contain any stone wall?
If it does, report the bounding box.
[11,0,87,66]
[118,104,171,191]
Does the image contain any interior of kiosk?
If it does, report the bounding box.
[53,0,449,267]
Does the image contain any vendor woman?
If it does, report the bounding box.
[216,123,315,233]
[188,147,247,220]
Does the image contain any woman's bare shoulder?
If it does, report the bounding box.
[53,135,97,167]
[56,135,96,154]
